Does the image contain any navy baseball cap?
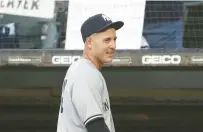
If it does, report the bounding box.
[80,13,124,43]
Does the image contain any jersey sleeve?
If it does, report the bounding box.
[71,75,103,126]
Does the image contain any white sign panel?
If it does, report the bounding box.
[0,0,55,19]
[65,0,146,50]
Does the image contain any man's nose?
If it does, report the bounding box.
[110,41,116,49]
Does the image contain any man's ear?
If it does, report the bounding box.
[85,37,92,49]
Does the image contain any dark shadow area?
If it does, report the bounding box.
[0,66,203,131]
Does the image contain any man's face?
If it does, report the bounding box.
[89,28,117,64]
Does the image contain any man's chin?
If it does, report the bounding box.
[103,58,113,64]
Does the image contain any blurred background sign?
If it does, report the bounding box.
[0,0,55,19]
[65,0,146,50]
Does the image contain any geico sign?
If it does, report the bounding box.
[52,56,80,64]
[142,55,181,64]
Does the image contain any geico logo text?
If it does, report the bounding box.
[52,56,80,64]
[142,55,181,64]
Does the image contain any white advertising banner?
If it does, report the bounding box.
[0,0,55,19]
[65,0,146,50]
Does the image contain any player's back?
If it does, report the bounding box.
[56,58,102,132]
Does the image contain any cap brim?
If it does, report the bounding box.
[97,21,124,33]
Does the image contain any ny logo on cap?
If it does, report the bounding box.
[102,14,111,21]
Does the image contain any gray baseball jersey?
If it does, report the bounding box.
[56,58,115,132]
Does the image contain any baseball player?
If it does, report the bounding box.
[56,13,124,132]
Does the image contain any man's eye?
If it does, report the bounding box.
[104,38,111,43]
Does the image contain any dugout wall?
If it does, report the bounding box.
[0,65,203,132]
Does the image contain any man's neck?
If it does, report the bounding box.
[83,54,102,70]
